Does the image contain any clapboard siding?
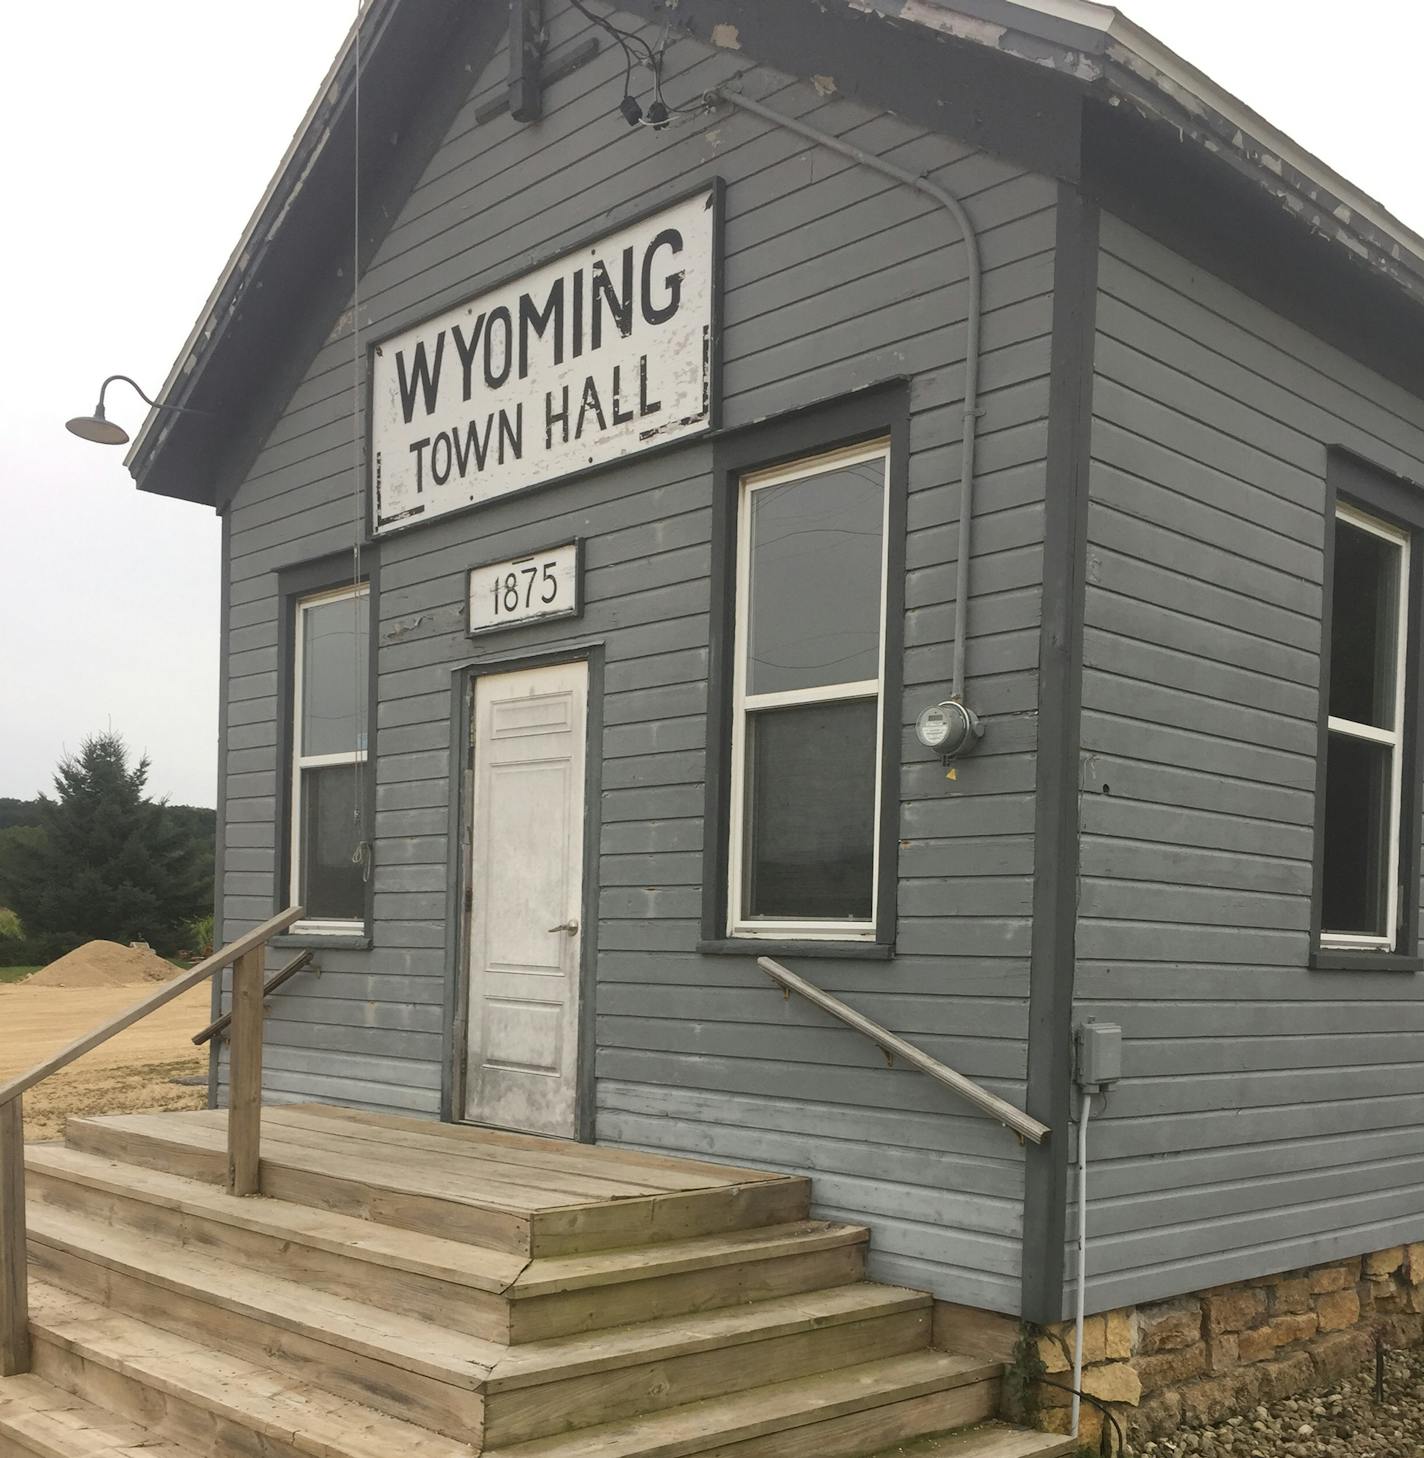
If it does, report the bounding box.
[211,0,1061,1313]
[1076,213,1424,1312]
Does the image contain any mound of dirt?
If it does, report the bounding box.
[28,940,179,989]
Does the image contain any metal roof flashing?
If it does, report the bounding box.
[128,0,1424,499]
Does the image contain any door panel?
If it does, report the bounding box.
[464,661,587,1137]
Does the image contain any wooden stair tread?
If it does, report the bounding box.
[26,1142,529,1292]
[484,1283,935,1391]
[27,1204,502,1385]
[508,1220,869,1298]
[66,1114,621,1213]
[270,1106,779,1193]
[25,1283,476,1458]
[481,1350,997,1457]
[860,1427,1078,1457]
[289,1105,787,1187]
[29,1199,928,1395]
[65,1114,811,1256]
[0,1371,199,1457]
[253,1114,675,1204]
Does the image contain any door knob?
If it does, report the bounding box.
[546,919,579,935]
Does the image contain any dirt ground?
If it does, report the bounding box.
[0,980,212,1140]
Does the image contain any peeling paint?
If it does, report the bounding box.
[812,74,837,96]
[852,0,1097,78]
[893,0,1008,50]
[383,614,432,642]
[710,23,741,49]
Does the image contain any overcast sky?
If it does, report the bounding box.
[1,1,1421,809]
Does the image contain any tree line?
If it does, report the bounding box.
[0,733,214,963]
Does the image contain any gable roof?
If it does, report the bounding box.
[127,0,1424,505]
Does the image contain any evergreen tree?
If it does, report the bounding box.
[5,733,210,956]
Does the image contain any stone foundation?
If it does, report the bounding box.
[1034,1245,1424,1448]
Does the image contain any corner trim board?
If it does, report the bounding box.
[1021,182,1100,1326]
[208,505,232,1109]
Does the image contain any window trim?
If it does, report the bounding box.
[1311,450,1424,971]
[1320,504,1409,952]
[726,440,891,941]
[289,582,371,937]
[700,382,909,955]
[273,549,378,944]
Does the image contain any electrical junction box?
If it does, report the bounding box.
[1074,1020,1122,1092]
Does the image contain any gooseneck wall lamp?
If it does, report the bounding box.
[65,375,207,446]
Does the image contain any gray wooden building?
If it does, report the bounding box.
[123,0,1424,1333]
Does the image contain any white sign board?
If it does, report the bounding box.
[468,541,582,636]
[372,187,719,535]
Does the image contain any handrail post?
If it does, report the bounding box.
[0,1095,29,1375]
[227,946,265,1196]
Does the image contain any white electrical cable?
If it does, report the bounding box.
[1071,1085,1093,1437]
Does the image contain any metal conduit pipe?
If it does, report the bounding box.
[707,86,985,712]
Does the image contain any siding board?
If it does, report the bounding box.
[213,0,1063,1313]
[1075,214,1424,1311]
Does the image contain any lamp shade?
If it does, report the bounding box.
[65,405,129,445]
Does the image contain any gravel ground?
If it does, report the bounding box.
[1132,1346,1424,1458]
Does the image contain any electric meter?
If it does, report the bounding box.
[915,700,984,761]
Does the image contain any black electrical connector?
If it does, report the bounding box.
[619,94,644,125]
[646,100,669,129]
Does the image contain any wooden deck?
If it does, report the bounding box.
[0,1104,1075,1458]
[60,1104,810,1256]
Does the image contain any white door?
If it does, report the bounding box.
[464,661,588,1137]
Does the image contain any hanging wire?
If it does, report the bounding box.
[349,0,371,885]
[567,0,704,123]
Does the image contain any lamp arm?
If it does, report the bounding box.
[96,375,209,417]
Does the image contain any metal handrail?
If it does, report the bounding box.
[757,957,1050,1146]
[192,949,314,1047]
[0,905,303,1377]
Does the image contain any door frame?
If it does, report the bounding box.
[441,644,604,1141]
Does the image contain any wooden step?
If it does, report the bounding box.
[64,1110,810,1257]
[26,1141,522,1340]
[23,1282,1013,1458]
[27,1203,936,1446]
[26,1143,867,1344]
[26,1207,495,1439]
[506,1220,868,1342]
[859,1428,1078,1457]
[481,1285,934,1445]
[481,1350,1001,1458]
[0,1372,198,1458]
[25,1282,480,1458]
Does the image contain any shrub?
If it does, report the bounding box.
[187,912,215,958]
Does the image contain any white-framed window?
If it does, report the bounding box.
[289,583,370,933]
[1320,503,1411,951]
[726,439,891,940]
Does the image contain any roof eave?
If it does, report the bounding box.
[1099,14,1424,308]
[124,0,386,495]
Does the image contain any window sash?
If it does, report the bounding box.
[727,441,890,940]
[290,584,369,933]
[1321,504,1410,952]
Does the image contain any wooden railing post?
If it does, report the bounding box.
[226,946,265,1196]
[0,1095,29,1376]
